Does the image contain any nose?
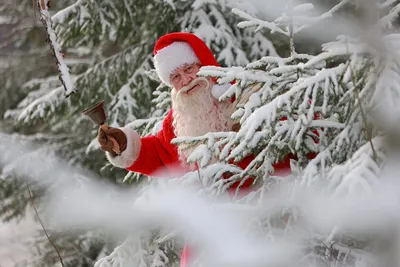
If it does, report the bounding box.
[181,73,194,87]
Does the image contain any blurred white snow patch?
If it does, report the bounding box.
[0,209,39,267]
[45,180,301,267]
[288,183,400,234]
[6,129,400,266]
[0,16,12,24]
[236,0,362,45]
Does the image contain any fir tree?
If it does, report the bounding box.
[173,0,400,265]
[2,0,278,266]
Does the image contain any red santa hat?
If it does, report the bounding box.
[153,32,220,87]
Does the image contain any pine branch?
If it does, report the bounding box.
[294,0,350,34]
[233,8,288,36]
[344,38,377,162]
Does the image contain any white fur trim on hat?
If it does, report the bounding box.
[211,83,231,100]
[154,42,200,86]
[106,127,141,169]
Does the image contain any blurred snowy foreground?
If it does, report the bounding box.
[2,132,400,267]
[0,211,39,267]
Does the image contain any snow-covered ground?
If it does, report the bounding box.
[0,209,39,267]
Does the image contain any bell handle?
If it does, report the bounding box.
[100,124,121,155]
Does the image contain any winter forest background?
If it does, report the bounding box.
[2,0,400,266]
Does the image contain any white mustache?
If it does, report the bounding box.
[178,76,210,95]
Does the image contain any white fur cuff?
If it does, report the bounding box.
[106,127,141,169]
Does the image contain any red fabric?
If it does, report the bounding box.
[126,110,182,175]
[154,32,220,68]
[180,246,190,267]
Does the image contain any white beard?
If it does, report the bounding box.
[171,77,233,167]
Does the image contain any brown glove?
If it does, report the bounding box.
[232,123,241,132]
[97,126,127,157]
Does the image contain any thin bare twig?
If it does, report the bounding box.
[26,183,65,267]
[32,0,36,18]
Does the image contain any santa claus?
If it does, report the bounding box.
[97,32,292,267]
[97,32,276,176]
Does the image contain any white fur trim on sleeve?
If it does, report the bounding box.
[154,42,200,86]
[106,127,141,169]
[211,83,231,100]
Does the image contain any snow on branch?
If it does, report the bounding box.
[377,0,399,9]
[38,0,76,97]
[305,36,368,67]
[198,65,275,96]
[52,0,86,24]
[294,0,350,34]
[247,54,313,69]
[369,34,400,132]
[193,49,354,184]
[176,163,245,196]
[379,2,400,28]
[327,137,385,197]
[232,8,288,36]
[95,238,141,267]
[17,86,65,123]
[236,64,345,135]
[178,68,348,192]
[233,0,350,39]
[11,45,146,123]
[302,53,379,186]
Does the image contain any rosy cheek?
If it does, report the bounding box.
[173,82,181,91]
[172,79,179,87]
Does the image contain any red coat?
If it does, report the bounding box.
[117,109,292,267]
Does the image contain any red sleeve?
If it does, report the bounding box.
[126,110,180,176]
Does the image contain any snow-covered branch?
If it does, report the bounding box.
[233,8,288,36]
[38,0,76,96]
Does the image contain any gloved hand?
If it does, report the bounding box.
[97,126,127,157]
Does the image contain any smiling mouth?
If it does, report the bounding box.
[186,84,200,93]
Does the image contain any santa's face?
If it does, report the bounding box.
[170,63,203,93]
[170,63,214,109]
